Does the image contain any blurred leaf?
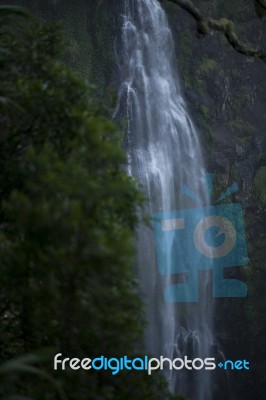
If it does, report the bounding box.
[0,351,65,400]
[0,6,30,18]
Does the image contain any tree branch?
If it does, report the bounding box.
[161,0,266,63]
[257,0,266,10]
[255,0,266,18]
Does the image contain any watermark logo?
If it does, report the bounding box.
[153,174,249,302]
[53,354,250,375]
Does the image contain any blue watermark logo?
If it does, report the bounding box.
[153,174,249,302]
[217,359,250,370]
[54,354,250,374]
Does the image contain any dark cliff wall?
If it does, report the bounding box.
[163,2,266,399]
[7,0,119,93]
[164,0,266,198]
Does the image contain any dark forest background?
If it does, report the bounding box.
[0,1,265,399]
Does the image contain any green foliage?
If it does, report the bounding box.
[178,32,193,89]
[227,118,255,134]
[197,115,214,152]
[254,167,266,205]
[0,12,171,400]
[200,104,209,118]
[0,351,65,400]
[198,57,218,76]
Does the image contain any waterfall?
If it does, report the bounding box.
[115,0,214,398]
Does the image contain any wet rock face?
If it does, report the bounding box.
[164,0,266,202]
[163,3,266,399]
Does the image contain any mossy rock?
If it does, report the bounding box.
[254,167,266,205]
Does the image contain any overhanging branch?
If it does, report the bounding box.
[161,0,266,63]
[257,0,266,10]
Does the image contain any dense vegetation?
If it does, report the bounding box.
[0,7,174,400]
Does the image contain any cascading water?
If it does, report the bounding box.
[114,0,215,398]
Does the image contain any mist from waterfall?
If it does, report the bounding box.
[114,0,214,398]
